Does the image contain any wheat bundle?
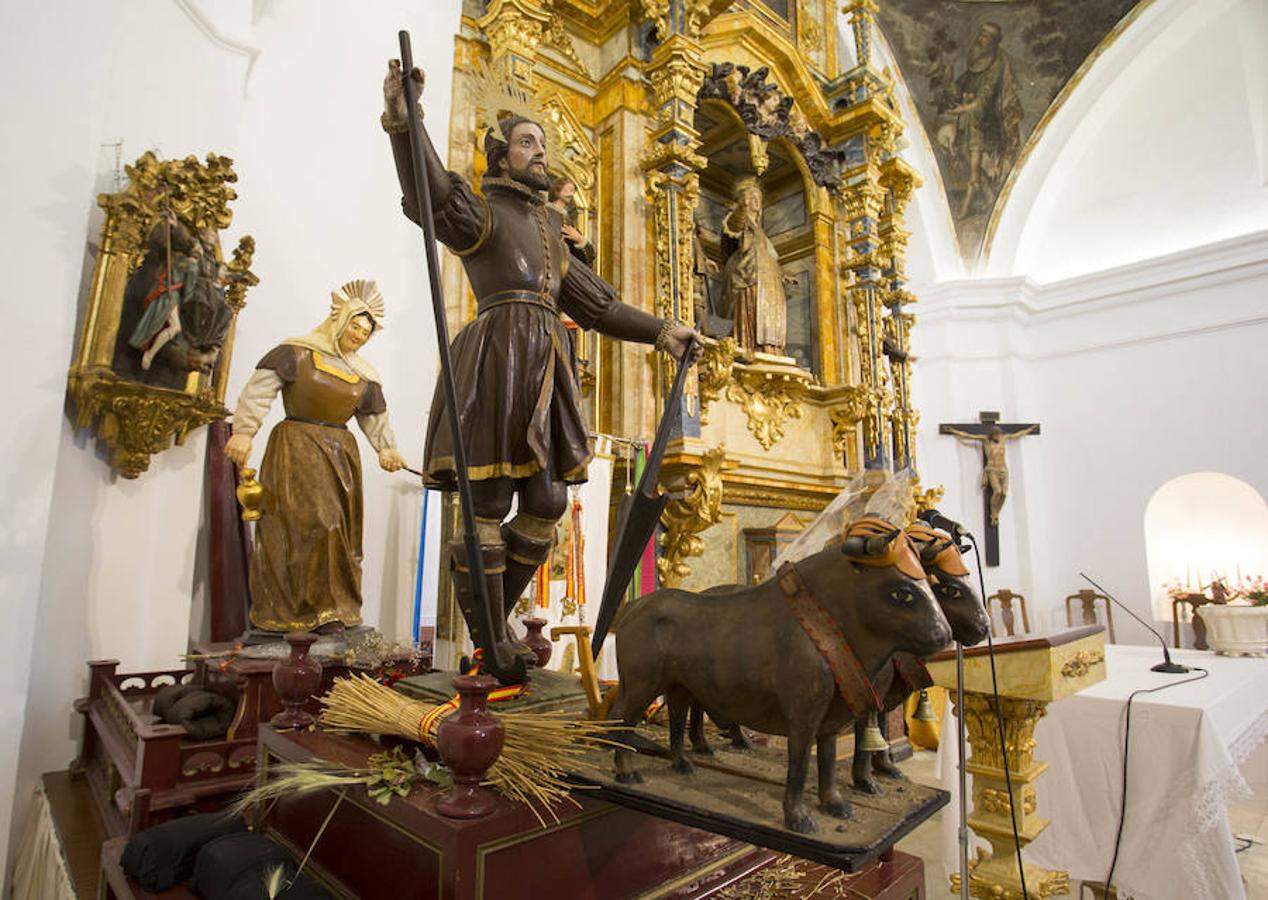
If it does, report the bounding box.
[318,674,616,822]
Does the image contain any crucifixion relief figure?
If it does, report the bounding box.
[943,423,1037,526]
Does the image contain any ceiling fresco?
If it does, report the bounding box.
[875,0,1147,259]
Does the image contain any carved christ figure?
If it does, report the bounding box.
[943,424,1036,526]
[720,177,796,355]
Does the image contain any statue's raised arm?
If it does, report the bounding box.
[382,60,484,249]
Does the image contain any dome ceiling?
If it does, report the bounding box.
[875,0,1147,260]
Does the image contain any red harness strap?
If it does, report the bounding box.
[891,652,933,693]
[777,561,881,716]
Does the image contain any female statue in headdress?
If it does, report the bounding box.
[720,177,796,355]
[225,280,406,634]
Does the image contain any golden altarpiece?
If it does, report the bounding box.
[436,0,929,619]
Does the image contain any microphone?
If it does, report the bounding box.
[918,508,971,540]
[1078,573,1190,673]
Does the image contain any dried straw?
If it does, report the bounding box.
[228,761,368,819]
[318,674,618,824]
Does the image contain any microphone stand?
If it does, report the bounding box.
[1079,573,1190,673]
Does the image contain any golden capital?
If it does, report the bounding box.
[645,36,708,124]
[477,0,551,67]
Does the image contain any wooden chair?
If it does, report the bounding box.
[1065,589,1116,642]
[987,589,1031,636]
[1171,593,1210,650]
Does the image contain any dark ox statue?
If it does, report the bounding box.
[613,518,953,833]
[850,521,991,793]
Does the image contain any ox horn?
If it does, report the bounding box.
[918,538,954,565]
[841,528,901,558]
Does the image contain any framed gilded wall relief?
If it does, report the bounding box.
[68,151,258,477]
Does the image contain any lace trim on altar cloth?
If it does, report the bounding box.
[1175,707,1268,900]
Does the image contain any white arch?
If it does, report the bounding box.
[1143,472,1268,621]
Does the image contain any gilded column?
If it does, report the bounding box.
[639,3,710,440]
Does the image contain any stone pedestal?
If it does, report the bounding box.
[926,626,1107,899]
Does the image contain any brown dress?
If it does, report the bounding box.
[248,345,386,631]
[389,131,666,488]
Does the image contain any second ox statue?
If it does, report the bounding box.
[612,517,953,833]
[850,521,991,793]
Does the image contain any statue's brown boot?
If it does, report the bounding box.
[448,540,520,668]
[502,525,554,618]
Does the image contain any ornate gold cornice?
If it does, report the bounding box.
[724,355,814,452]
[697,336,737,423]
[70,369,227,478]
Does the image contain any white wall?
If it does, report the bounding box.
[902,0,1268,645]
[914,231,1268,641]
[1,0,462,882]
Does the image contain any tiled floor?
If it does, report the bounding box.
[893,749,1268,898]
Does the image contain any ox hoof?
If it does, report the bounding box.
[874,763,904,780]
[852,778,883,796]
[671,757,696,775]
[819,798,854,820]
[615,771,644,785]
[690,744,716,757]
[784,809,818,834]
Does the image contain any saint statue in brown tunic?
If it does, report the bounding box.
[225,280,406,633]
[382,61,699,673]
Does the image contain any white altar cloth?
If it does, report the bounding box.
[936,644,1268,900]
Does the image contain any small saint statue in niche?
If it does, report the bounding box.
[720,177,797,356]
[224,280,406,634]
[942,423,1037,526]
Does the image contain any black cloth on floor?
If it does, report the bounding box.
[152,683,236,739]
[193,833,331,899]
[120,812,247,892]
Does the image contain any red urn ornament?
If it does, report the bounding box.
[435,674,505,819]
[520,616,552,668]
[270,632,322,729]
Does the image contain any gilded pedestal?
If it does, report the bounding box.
[926,626,1107,899]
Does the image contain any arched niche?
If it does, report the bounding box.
[693,97,823,375]
[1143,472,1268,621]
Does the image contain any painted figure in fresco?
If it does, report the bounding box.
[943,21,1022,219]
[720,177,796,355]
[546,175,595,266]
[115,215,236,387]
[382,61,698,669]
[225,280,406,634]
[943,423,1037,525]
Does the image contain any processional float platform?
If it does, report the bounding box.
[399,668,947,874]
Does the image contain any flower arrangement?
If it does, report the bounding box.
[1235,576,1268,606]
[1163,579,1197,602]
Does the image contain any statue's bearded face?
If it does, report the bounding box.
[499,122,550,191]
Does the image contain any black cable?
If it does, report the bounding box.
[967,535,1029,900]
[1103,666,1208,895]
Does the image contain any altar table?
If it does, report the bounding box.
[937,644,1268,900]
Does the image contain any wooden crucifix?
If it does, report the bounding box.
[939,411,1040,566]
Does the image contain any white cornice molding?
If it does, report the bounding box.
[919,228,1268,320]
[174,0,260,95]
[913,229,1268,362]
